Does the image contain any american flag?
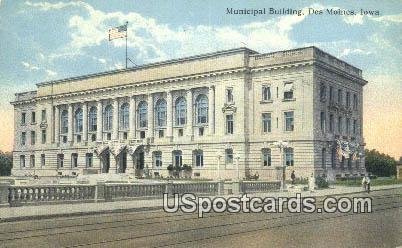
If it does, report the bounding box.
[108,24,127,41]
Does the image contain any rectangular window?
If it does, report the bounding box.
[338,116,342,133]
[107,133,111,140]
[77,135,82,143]
[71,153,78,168]
[31,111,36,124]
[41,110,46,122]
[337,89,343,104]
[262,113,271,133]
[320,84,326,101]
[226,115,234,134]
[154,152,162,167]
[353,94,358,110]
[20,155,25,168]
[225,149,233,164]
[21,112,26,125]
[262,85,271,101]
[41,154,45,167]
[30,131,36,145]
[262,149,271,166]
[21,132,26,146]
[41,130,46,144]
[173,151,182,167]
[284,111,294,131]
[30,155,35,167]
[346,92,351,107]
[329,86,334,102]
[329,114,334,132]
[320,112,326,131]
[195,151,204,167]
[284,147,294,166]
[158,130,164,138]
[140,131,146,139]
[123,132,128,140]
[226,88,234,103]
[57,154,64,168]
[178,129,183,137]
[353,119,357,135]
[283,82,294,100]
[346,118,350,135]
[86,153,93,168]
[199,127,204,136]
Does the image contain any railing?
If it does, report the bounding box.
[241,181,281,193]
[172,182,218,195]
[1,180,280,207]
[8,185,96,206]
[105,183,166,200]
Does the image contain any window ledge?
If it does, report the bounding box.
[282,98,296,102]
[260,100,273,104]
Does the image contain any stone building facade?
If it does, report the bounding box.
[11,47,367,181]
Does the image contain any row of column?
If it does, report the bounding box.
[51,86,216,144]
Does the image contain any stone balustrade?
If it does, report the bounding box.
[0,180,281,207]
[8,184,96,207]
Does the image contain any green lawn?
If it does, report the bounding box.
[335,177,402,187]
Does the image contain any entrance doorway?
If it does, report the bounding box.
[101,151,110,173]
[134,146,145,177]
[118,150,127,173]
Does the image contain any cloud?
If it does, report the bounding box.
[343,15,364,25]
[24,1,83,11]
[339,48,371,58]
[45,69,57,77]
[372,13,402,24]
[21,61,40,71]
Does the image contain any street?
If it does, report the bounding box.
[0,188,400,248]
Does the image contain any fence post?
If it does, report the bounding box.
[0,182,11,207]
[217,180,225,195]
[95,182,106,202]
[165,181,173,195]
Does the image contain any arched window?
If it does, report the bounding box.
[74,108,83,133]
[120,103,129,130]
[88,106,97,132]
[196,94,208,124]
[155,99,167,127]
[175,97,186,125]
[138,101,147,128]
[104,105,113,131]
[60,110,68,134]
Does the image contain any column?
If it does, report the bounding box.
[147,94,154,138]
[96,101,103,142]
[166,91,173,138]
[67,104,73,144]
[186,89,193,137]
[54,105,60,144]
[47,104,54,144]
[82,102,88,142]
[129,97,136,139]
[208,86,215,135]
[112,98,119,140]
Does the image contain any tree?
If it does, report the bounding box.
[365,149,396,177]
[0,151,12,176]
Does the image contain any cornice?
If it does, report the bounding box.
[11,66,248,106]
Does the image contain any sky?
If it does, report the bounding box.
[0,0,401,159]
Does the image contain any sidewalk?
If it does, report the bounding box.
[1,184,401,222]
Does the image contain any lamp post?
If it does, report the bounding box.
[272,141,289,191]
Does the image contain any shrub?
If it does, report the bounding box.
[316,175,329,188]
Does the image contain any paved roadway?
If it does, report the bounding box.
[0,188,400,248]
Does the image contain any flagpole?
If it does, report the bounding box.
[125,21,128,69]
